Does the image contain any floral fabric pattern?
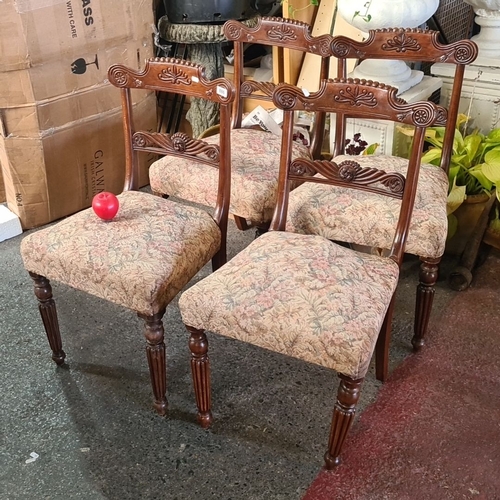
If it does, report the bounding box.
[21,191,221,316]
[286,155,449,259]
[149,128,311,224]
[179,231,399,379]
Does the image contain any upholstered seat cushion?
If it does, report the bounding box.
[286,155,449,259]
[21,191,221,316]
[149,128,311,224]
[179,231,399,379]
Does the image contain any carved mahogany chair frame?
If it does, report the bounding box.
[179,79,447,467]
[329,29,478,373]
[21,58,234,415]
[222,16,334,230]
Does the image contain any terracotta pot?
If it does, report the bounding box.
[445,192,492,256]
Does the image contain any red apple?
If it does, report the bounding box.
[92,192,120,221]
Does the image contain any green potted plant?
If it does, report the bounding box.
[406,114,500,253]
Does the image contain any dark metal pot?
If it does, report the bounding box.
[164,0,259,24]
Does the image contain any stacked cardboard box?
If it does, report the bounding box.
[0,0,157,228]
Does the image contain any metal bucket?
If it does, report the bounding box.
[164,0,256,24]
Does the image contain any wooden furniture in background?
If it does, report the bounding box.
[286,30,478,380]
[149,17,334,235]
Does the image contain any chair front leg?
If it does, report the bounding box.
[29,272,66,365]
[139,310,168,416]
[187,325,213,428]
[324,374,363,469]
[413,256,440,351]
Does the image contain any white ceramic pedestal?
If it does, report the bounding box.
[337,0,439,94]
[464,0,500,66]
[431,61,500,133]
[350,60,425,95]
[330,76,443,157]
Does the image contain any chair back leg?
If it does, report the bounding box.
[413,257,441,351]
[187,325,213,428]
[375,295,397,382]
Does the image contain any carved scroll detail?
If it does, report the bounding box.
[224,22,244,41]
[290,158,405,197]
[331,38,366,59]
[133,132,219,163]
[108,66,129,87]
[334,85,377,108]
[158,66,191,85]
[396,101,444,127]
[241,80,276,99]
[382,32,421,53]
[268,24,297,42]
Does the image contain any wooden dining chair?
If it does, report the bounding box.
[148,16,334,235]
[285,29,478,379]
[20,58,235,415]
[177,78,446,467]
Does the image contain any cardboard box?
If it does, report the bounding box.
[0,168,5,203]
[0,39,153,107]
[0,91,157,229]
[0,0,154,72]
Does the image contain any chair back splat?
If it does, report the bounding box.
[331,28,478,171]
[149,18,334,233]
[108,58,234,231]
[272,78,447,266]
[224,16,333,159]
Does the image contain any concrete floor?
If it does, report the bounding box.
[0,213,460,499]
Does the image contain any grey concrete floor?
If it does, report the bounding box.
[0,211,460,500]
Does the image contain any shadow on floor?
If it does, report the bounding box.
[0,216,468,499]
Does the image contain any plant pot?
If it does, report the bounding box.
[445,192,492,256]
[164,0,255,24]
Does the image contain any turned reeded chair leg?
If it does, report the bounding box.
[139,311,168,416]
[413,257,440,351]
[375,296,396,382]
[187,325,213,428]
[29,272,66,365]
[324,374,363,469]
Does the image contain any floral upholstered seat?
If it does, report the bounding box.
[21,191,221,317]
[150,128,311,225]
[287,154,449,260]
[179,231,399,379]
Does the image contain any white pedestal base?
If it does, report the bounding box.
[350,62,424,95]
[330,76,443,157]
[431,62,500,134]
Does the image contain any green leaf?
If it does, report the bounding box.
[463,134,482,165]
[485,128,500,143]
[363,143,379,155]
[481,161,500,184]
[469,164,494,191]
[484,148,500,169]
[311,0,319,5]
[447,180,466,215]
[420,148,442,165]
